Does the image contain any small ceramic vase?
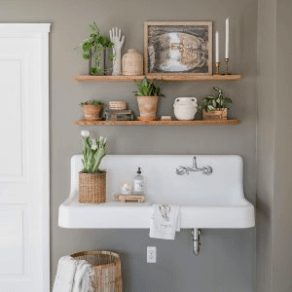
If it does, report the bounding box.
[173,97,198,120]
[122,49,143,75]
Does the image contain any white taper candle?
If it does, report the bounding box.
[215,31,219,63]
[225,18,230,59]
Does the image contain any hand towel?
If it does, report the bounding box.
[149,204,180,240]
[72,260,95,292]
[53,256,94,292]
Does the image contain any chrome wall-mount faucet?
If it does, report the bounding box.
[176,156,213,176]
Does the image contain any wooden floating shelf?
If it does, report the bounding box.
[75,74,242,82]
[75,119,240,126]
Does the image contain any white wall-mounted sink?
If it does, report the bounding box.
[59,155,255,229]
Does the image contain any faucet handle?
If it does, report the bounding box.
[176,167,184,175]
[202,166,213,175]
[176,166,188,175]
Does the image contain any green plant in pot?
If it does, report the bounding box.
[81,22,113,76]
[134,77,164,121]
[80,99,104,121]
[199,87,232,120]
[79,130,107,203]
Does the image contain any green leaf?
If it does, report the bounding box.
[135,77,163,97]
[207,105,215,111]
[199,87,233,112]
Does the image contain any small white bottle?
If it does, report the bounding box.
[133,167,144,195]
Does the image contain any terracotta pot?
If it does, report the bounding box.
[136,96,159,121]
[122,49,143,76]
[82,104,103,120]
[79,171,106,203]
[202,108,228,120]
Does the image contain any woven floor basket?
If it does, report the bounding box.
[71,250,123,292]
[79,172,106,203]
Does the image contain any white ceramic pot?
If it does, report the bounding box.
[173,97,198,120]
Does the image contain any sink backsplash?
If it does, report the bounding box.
[70,155,244,205]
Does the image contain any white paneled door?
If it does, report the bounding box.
[0,24,50,292]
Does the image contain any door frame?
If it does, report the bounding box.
[0,23,51,291]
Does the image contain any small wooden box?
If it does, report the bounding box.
[114,194,145,203]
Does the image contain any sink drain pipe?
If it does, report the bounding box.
[192,229,201,255]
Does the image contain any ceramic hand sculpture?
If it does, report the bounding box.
[109,27,125,75]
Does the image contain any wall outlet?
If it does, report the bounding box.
[147,246,157,263]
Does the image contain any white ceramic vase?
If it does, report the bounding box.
[173,97,198,120]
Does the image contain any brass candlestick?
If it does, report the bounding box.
[215,62,221,75]
[225,58,231,75]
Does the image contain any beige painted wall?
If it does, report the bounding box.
[257,0,292,291]
[256,0,276,290]
[273,1,292,289]
[0,0,258,291]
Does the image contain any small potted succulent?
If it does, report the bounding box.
[199,87,232,120]
[81,99,104,121]
[79,130,107,203]
[134,77,164,121]
[81,22,113,75]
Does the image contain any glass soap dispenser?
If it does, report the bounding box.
[133,167,144,195]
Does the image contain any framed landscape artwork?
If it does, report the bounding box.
[144,21,212,76]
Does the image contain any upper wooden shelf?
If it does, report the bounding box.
[75,119,240,126]
[75,74,242,82]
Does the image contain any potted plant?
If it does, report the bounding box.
[79,130,107,203]
[81,22,113,75]
[81,99,104,121]
[199,87,232,120]
[134,77,163,121]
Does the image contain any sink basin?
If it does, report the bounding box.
[59,155,255,229]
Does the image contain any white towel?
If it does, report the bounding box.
[53,256,94,292]
[149,204,181,240]
[72,260,94,292]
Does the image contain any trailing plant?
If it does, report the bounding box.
[199,87,232,112]
[80,99,104,106]
[134,77,164,97]
[80,130,107,173]
[81,22,113,75]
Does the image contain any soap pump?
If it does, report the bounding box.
[133,167,144,195]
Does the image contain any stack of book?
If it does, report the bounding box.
[105,100,135,121]
[104,109,135,121]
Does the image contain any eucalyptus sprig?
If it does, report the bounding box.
[134,77,164,97]
[81,130,107,173]
[199,87,232,112]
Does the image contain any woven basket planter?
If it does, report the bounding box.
[71,250,123,292]
[79,172,106,203]
[202,108,228,120]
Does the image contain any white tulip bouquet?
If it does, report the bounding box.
[81,130,107,173]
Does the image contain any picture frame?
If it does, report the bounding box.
[144,21,212,76]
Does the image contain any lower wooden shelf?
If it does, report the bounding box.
[75,119,240,126]
[75,74,242,82]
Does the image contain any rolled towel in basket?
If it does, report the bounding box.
[53,256,94,292]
